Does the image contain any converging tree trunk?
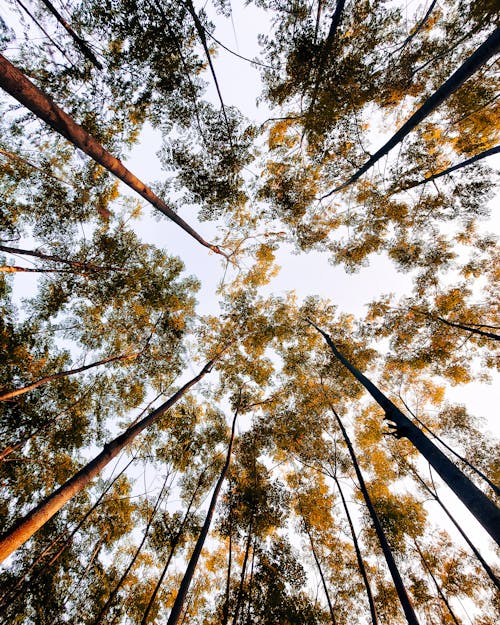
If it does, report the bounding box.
[39,0,103,69]
[0,244,122,272]
[166,405,239,625]
[322,26,500,196]
[308,319,500,546]
[326,402,420,625]
[0,355,221,563]
[0,54,226,257]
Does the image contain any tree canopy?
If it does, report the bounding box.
[0,1,499,624]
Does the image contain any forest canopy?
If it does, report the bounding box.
[0,1,499,624]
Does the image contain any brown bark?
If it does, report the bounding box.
[0,355,220,563]
[0,54,226,257]
[322,26,500,197]
[166,406,238,625]
[39,0,103,69]
[0,244,123,272]
[0,351,139,402]
[308,318,500,546]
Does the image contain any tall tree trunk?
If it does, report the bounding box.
[398,396,500,497]
[0,351,140,402]
[400,145,500,191]
[0,456,135,614]
[38,0,103,69]
[0,355,221,563]
[308,319,500,546]
[166,406,238,625]
[222,481,233,625]
[333,475,378,625]
[326,402,420,625]
[308,0,346,115]
[0,244,122,272]
[303,520,337,624]
[413,540,461,625]
[0,54,226,257]
[0,148,73,186]
[392,0,438,55]
[140,468,207,625]
[93,471,173,624]
[322,26,500,197]
[232,517,253,625]
[405,463,500,591]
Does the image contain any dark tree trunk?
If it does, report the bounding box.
[39,0,103,69]
[140,468,207,625]
[308,319,500,546]
[93,472,172,624]
[413,540,461,625]
[322,26,500,196]
[392,0,438,55]
[400,145,500,191]
[0,54,226,257]
[333,475,378,625]
[0,356,220,563]
[308,0,346,115]
[166,407,238,625]
[231,516,253,625]
[327,404,420,625]
[303,521,337,624]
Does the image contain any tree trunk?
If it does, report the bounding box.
[232,517,253,625]
[93,471,172,624]
[0,147,73,186]
[392,0,438,55]
[413,540,461,625]
[166,406,238,625]
[308,319,500,546]
[322,26,500,196]
[140,468,207,625]
[39,0,103,69]
[406,464,500,591]
[0,244,123,272]
[400,145,500,191]
[0,351,140,402]
[327,403,420,625]
[221,484,233,625]
[303,521,337,625]
[308,0,346,115]
[0,54,226,257]
[0,355,220,563]
[333,475,378,625]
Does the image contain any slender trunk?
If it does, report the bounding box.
[39,0,103,69]
[141,468,207,625]
[0,265,89,275]
[221,486,233,625]
[308,0,346,115]
[399,397,500,498]
[0,351,139,402]
[322,26,500,197]
[0,356,220,563]
[407,465,500,591]
[413,540,461,625]
[0,456,135,613]
[166,407,238,625]
[0,244,123,272]
[392,0,438,55]
[333,475,378,625]
[326,402,419,625]
[244,537,256,625]
[232,517,253,625]
[303,522,337,624]
[431,312,500,341]
[93,471,172,624]
[308,319,500,546]
[400,145,500,191]
[0,54,226,257]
